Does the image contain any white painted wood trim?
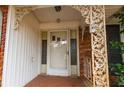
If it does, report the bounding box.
[40,21,80,30]
[40,32,43,73]
[41,29,79,75]
[68,30,71,76]
[40,31,48,74]
[37,30,41,75]
[77,28,80,76]
[41,65,47,74]
[47,31,50,75]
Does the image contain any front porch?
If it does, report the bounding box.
[25,75,84,87]
[0,5,123,87]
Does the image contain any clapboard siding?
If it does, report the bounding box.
[2,7,40,86]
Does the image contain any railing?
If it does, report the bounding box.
[83,56,92,82]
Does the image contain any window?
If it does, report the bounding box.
[106,25,122,64]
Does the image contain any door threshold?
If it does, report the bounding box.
[40,73,79,78]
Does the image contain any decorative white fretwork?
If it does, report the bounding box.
[73,5,109,87]
[90,6,109,87]
[14,7,33,30]
[71,5,90,24]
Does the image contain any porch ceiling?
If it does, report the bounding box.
[32,6,82,23]
[105,5,123,23]
[31,5,123,24]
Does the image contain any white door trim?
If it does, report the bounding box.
[47,29,71,76]
[76,29,80,76]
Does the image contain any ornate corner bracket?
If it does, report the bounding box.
[14,7,33,30]
[71,5,90,24]
[71,5,106,33]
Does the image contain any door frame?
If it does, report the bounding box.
[47,29,71,76]
[76,29,80,76]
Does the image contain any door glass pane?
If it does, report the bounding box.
[70,30,77,65]
[41,32,47,64]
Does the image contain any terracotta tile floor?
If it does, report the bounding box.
[25,75,84,87]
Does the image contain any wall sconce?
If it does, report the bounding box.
[54,6,61,12]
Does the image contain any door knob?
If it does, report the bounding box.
[67,51,69,55]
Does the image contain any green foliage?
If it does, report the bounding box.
[110,10,124,86]
[110,11,124,53]
[114,12,124,33]
[110,63,124,86]
[110,41,124,53]
[111,63,124,74]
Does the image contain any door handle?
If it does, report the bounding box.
[67,51,69,55]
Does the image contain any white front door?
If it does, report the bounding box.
[47,30,69,76]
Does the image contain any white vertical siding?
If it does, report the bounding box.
[2,7,40,86]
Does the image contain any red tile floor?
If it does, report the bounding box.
[25,75,84,87]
